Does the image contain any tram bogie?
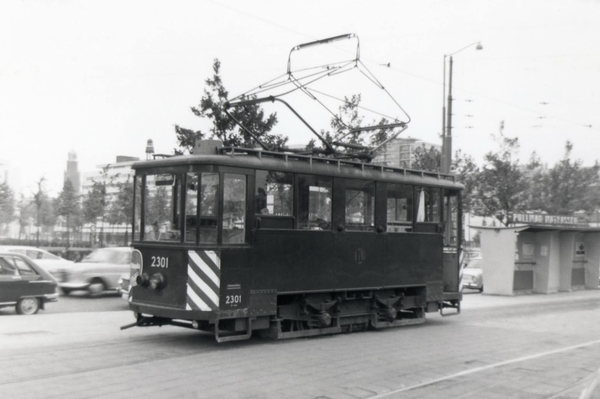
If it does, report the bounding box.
[122,144,463,342]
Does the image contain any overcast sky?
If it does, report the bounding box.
[1,0,599,195]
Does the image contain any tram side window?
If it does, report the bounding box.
[134,176,142,241]
[344,179,375,232]
[255,170,293,216]
[223,174,246,244]
[143,174,181,242]
[200,172,219,244]
[297,175,332,230]
[444,190,459,246]
[416,187,440,223]
[387,183,413,233]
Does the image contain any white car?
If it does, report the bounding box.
[59,247,132,297]
[0,246,74,278]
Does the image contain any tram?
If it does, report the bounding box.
[123,141,463,341]
[122,34,464,341]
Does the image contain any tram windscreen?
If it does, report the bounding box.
[143,174,181,242]
[223,174,246,243]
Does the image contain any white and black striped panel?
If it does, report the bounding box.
[186,251,220,311]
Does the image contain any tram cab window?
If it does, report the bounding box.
[223,174,246,244]
[416,187,440,223]
[255,170,293,216]
[143,174,181,242]
[344,179,375,232]
[133,176,142,241]
[387,184,413,233]
[297,174,332,230]
[199,172,219,244]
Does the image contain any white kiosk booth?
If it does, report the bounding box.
[472,216,600,295]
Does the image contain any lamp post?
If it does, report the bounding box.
[442,42,483,173]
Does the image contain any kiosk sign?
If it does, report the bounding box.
[509,213,579,226]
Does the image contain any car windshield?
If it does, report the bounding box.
[82,249,130,264]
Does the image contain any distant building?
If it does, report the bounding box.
[64,151,81,195]
[372,137,441,168]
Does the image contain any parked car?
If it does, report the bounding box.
[59,247,132,297]
[461,257,484,292]
[0,245,74,278]
[0,252,59,314]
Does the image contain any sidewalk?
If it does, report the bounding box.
[461,287,600,310]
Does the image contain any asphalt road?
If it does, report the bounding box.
[2,290,600,399]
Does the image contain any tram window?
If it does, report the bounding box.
[297,175,332,230]
[185,173,198,243]
[387,183,413,233]
[143,174,181,242]
[223,174,246,244]
[416,187,440,223]
[344,179,375,232]
[200,172,219,244]
[255,170,293,217]
[444,190,459,246]
[133,176,142,241]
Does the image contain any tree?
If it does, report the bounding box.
[309,94,397,161]
[175,59,287,154]
[451,150,480,214]
[55,180,81,248]
[411,145,441,172]
[107,177,134,245]
[16,195,34,240]
[476,134,529,226]
[527,142,600,215]
[0,181,15,235]
[32,178,54,245]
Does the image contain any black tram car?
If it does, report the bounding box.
[124,141,463,342]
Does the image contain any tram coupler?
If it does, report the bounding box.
[120,315,173,330]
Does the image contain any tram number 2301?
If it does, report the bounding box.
[225,295,242,306]
[150,256,169,268]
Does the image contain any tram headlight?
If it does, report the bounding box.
[149,273,167,290]
[136,273,150,288]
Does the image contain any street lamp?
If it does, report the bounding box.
[441,42,483,173]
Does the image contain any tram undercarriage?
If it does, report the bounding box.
[124,287,460,342]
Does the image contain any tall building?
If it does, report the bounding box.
[64,151,81,195]
[372,137,442,168]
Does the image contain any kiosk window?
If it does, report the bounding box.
[297,174,332,230]
[387,184,413,232]
[344,179,375,231]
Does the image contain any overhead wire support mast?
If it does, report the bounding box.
[226,33,411,161]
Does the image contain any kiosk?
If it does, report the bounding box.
[472,214,600,295]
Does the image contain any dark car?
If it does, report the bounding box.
[0,252,59,315]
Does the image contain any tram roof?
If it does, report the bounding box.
[132,147,464,189]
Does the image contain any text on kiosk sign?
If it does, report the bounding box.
[509,213,578,225]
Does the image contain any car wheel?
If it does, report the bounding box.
[88,278,106,297]
[60,288,71,296]
[479,285,484,293]
[16,297,40,315]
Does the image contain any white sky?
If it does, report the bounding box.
[1,0,599,195]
